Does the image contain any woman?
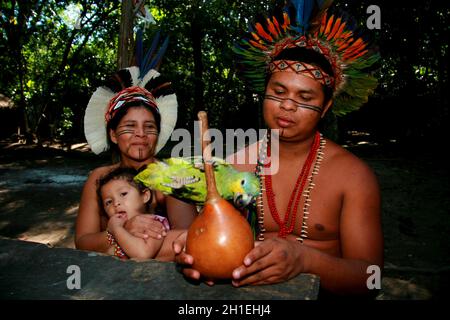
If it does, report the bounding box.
[75,67,197,256]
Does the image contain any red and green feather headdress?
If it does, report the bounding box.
[234,0,380,116]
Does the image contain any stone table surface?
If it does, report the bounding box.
[0,237,319,300]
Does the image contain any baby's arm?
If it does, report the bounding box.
[154,229,186,262]
[108,214,163,260]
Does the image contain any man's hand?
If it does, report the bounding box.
[231,238,305,287]
[173,231,199,279]
[124,214,167,240]
[172,231,215,285]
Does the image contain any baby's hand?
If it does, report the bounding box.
[108,213,128,230]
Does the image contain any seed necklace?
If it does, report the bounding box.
[255,131,326,242]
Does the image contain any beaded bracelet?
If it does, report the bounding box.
[106,230,128,259]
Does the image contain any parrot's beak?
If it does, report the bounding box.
[233,193,252,208]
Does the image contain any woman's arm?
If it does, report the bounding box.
[75,166,114,253]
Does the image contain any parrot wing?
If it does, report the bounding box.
[135,158,207,204]
[134,157,259,207]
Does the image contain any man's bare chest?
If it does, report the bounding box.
[257,170,341,242]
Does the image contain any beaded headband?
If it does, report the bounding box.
[269,60,334,87]
[234,0,380,116]
[105,86,158,123]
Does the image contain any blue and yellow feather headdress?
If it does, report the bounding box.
[234,0,380,116]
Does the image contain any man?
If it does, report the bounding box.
[174,0,383,297]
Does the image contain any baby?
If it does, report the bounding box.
[97,167,181,261]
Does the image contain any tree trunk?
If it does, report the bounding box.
[17,51,33,144]
[13,1,34,144]
[191,13,204,118]
[118,0,135,69]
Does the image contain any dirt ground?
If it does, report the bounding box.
[0,138,449,300]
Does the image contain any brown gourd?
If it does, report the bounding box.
[185,111,254,280]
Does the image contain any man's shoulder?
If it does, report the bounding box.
[324,139,376,177]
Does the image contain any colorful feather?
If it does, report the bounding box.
[149,35,169,70]
[233,0,380,116]
[290,0,314,33]
[137,29,169,77]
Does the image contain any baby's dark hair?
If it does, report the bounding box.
[97,167,150,212]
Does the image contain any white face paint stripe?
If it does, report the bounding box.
[116,129,135,136]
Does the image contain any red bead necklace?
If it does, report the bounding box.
[264,131,321,238]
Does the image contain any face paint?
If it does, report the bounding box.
[144,129,158,135]
[116,129,134,137]
[265,94,323,113]
[115,123,138,137]
[115,124,158,137]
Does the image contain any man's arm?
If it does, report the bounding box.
[232,158,383,295]
[315,158,383,294]
[165,196,197,229]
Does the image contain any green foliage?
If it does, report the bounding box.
[0,0,120,142]
[336,1,449,143]
[150,0,271,130]
[0,0,448,144]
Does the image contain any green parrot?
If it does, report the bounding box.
[134,157,260,209]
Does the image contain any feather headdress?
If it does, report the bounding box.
[84,31,177,155]
[234,0,379,115]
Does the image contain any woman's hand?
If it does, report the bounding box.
[124,214,167,240]
[231,238,306,287]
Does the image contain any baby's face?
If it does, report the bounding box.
[101,179,147,219]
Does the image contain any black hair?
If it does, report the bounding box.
[96,167,151,213]
[266,47,334,104]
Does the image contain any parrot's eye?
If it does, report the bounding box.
[241,179,245,186]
